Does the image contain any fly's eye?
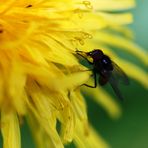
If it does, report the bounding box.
[87,52,93,56]
[89,50,99,56]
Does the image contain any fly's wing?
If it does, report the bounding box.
[109,62,129,100]
[109,74,124,100]
[99,75,109,86]
[112,62,129,85]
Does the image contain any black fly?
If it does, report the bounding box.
[76,49,129,100]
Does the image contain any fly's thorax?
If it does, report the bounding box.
[93,56,113,73]
[101,55,113,71]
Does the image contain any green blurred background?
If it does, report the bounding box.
[0,1,147,148]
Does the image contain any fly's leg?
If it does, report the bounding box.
[67,71,97,101]
[83,71,97,88]
[72,71,97,92]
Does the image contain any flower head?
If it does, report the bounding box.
[0,0,147,148]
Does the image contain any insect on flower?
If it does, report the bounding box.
[76,49,129,100]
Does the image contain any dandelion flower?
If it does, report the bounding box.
[0,0,147,148]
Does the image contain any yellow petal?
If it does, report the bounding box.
[0,72,4,107]
[69,12,108,30]
[21,43,49,66]
[8,59,26,115]
[70,90,87,120]
[97,12,133,25]
[26,89,64,148]
[27,111,58,148]
[58,71,91,91]
[110,26,134,39]
[1,109,21,148]
[92,0,135,11]
[58,105,75,143]
[24,35,78,66]
[0,0,16,14]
